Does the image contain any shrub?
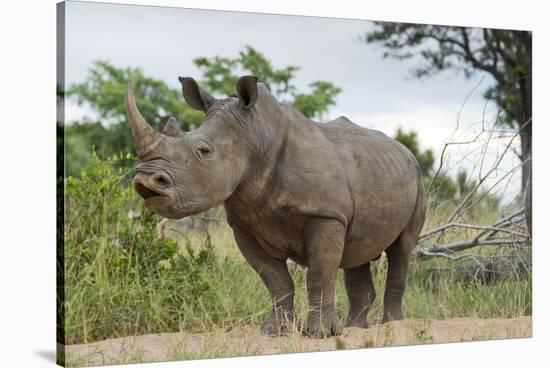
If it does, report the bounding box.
[63,152,220,343]
[60,153,531,345]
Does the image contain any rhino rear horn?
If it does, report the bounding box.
[162,117,184,137]
[126,83,161,156]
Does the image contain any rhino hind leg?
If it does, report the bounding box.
[382,182,426,323]
[381,235,411,322]
[344,262,376,328]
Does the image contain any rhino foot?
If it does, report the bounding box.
[303,309,343,338]
[261,311,295,336]
[382,307,403,323]
[345,319,369,329]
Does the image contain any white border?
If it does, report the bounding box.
[1,0,547,367]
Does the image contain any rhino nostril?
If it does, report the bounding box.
[152,173,170,187]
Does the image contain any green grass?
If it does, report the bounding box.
[60,154,531,345]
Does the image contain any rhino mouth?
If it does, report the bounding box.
[134,183,168,203]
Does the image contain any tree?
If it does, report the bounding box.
[366,25,531,233]
[393,128,501,213]
[292,81,342,120]
[394,128,435,178]
[393,128,456,204]
[68,60,204,131]
[194,45,342,120]
[194,45,299,98]
[66,46,342,175]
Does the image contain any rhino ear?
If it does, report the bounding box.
[236,76,258,110]
[162,117,184,137]
[178,77,215,112]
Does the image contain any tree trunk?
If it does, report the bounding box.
[520,127,532,237]
[518,77,532,237]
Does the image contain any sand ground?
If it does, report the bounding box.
[62,316,532,366]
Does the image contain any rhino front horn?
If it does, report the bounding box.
[126,83,161,156]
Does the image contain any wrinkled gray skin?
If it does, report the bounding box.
[126,76,426,338]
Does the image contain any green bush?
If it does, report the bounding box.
[63,152,226,343]
[61,153,531,345]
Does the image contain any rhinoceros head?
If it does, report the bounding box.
[126,75,266,219]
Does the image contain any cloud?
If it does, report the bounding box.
[62,1,522,200]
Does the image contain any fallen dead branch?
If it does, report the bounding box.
[419,209,526,240]
[418,75,532,260]
[417,209,529,257]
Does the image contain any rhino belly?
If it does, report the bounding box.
[340,175,418,268]
[340,210,414,268]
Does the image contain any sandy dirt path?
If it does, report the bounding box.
[63,316,531,366]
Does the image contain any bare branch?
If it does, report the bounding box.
[415,249,485,260]
[419,221,529,241]
[417,237,528,256]
[459,28,506,84]
[445,119,530,223]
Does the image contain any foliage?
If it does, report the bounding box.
[64,61,204,176]
[194,45,342,119]
[194,45,299,97]
[65,152,178,272]
[65,47,342,175]
[62,154,528,346]
[292,81,342,120]
[364,24,532,234]
[394,128,435,177]
[393,128,455,203]
[393,128,500,210]
[428,173,458,205]
[67,60,204,130]
[365,26,531,129]
[63,152,220,343]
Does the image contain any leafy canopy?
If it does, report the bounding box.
[365,25,531,147]
[64,46,342,175]
[366,25,531,130]
[194,45,342,119]
[394,128,435,178]
[67,60,204,131]
[367,25,525,213]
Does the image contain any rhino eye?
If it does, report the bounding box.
[196,145,212,159]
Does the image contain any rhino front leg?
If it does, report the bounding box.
[303,218,345,338]
[231,224,295,336]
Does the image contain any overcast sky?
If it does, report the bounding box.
[63,0,521,200]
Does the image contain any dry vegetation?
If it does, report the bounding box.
[59,108,532,365]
